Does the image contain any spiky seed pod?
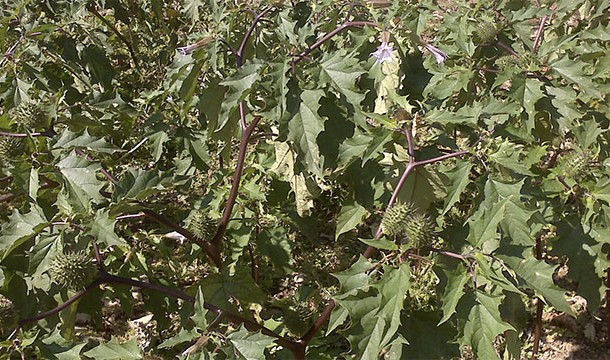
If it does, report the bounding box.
[495,55,520,70]
[405,213,436,247]
[14,102,49,129]
[474,22,499,44]
[0,137,21,167]
[49,252,98,291]
[562,150,593,179]
[381,203,416,238]
[0,295,17,331]
[188,211,218,240]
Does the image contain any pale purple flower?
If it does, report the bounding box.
[177,36,214,55]
[371,42,394,63]
[424,43,448,64]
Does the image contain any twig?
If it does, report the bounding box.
[74,148,118,184]
[531,232,545,359]
[0,130,56,138]
[87,4,139,69]
[0,34,24,67]
[291,21,378,68]
[497,41,521,58]
[533,16,549,54]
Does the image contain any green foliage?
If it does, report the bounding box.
[0,0,609,358]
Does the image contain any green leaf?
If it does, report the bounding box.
[319,50,366,109]
[148,129,169,164]
[201,268,264,311]
[440,160,472,215]
[550,218,609,311]
[182,0,205,23]
[82,45,115,90]
[288,89,325,178]
[89,210,126,247]
[83,337,143,359]
[53,129,119,154]
[0,205,47,259]
[358,237,398,251]
[227,326,276,360]
[219,62,264,130]
[439,266,469,324]
[190,287,208,329]
[56,152,104,213]
[551,56,603,98]
[112,169,172,202]
[461,292,515,360]
[509,75,545,132]
[467,197,508,251]
[484,179,538,246]
[335,199,368,240]
[270,141,314,216]
[158,328,200,349]
[499,254,574,315]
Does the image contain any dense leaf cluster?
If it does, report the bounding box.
[0,0,608,359]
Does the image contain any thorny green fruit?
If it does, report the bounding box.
[188,211,218,239]
[49,252,99,291]
[381,203,416,239]
[495,55,520,70]
[0,137,21,167]
[0,295,17,332]
[14,102,49,129]
[405,213,436,247]
[561,150,594,180]
[474,22,499,44]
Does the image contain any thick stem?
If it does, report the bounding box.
[18,270,302,355]
[236,7,273,67]
[532,299,544,358]
[18,279,103,326]
[211,117,261,249]
[531,234,544,358]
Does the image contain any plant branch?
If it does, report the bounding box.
[87,4,139,69]
[236,7,273,67]
[141,208,222,268]
[497,41,520,57]
[0,130,56,138]
[211,116,261,250]
[18,279,103,326]
[292,21,377,67]
[533,16,549,54]
[0,37,23,67]
[74,148,118,184]
[17,268,302,355]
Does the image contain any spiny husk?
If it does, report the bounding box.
[474,22,499,44]
[188,211,218,240]
[14,102,49,129]
[405,213,436,247]
[380,203,416,238]
[49,252,98,291]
